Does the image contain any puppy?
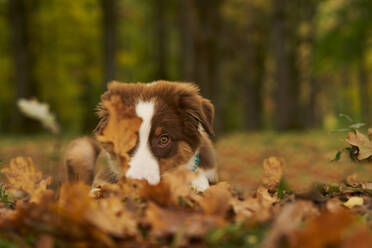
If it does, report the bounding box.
[64,81,218,192]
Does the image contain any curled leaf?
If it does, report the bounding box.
[345,130,372,160]
[17,98,60,134]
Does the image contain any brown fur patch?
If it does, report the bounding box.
[64,137,100,184]
[154,127,162,136]
[158,141,194,174]
[199,132,217,170]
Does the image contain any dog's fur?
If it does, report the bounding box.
[64,81,218,192]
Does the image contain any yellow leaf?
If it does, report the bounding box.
[96,95,142,173]
[1,157,52,203]
[343,196,364,208]
[262,157,284,190]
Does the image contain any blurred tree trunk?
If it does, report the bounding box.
[187,0,224,134]
[340,68,352,115]
[307,77,321,128]
[243,42,265,130]
[8,0,38,132]
[154,0,168,79]
[302,0,320,128]
[101,0,117,85]
[242,4,268,130]
[179,0,194,81]
[358,56,370,124]
[271,0,300,130]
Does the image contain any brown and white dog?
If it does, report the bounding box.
[64,81,218,192]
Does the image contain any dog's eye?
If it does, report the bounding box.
[158,134,170,147]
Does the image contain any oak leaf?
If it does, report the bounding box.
[230,186,280,222]
[96,94,142,172]
[145,202,225,239]
[1,157,52,203]
[262,157,284,191]
[345,130,372,160]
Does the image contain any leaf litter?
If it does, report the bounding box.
[1,155,372,247]
[1,100,372,247]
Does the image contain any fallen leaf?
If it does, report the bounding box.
[341,226,372,248]
[17,98,60,134]
[230,186,280,222]
[325,198,344,213]
[346,174,361,188]
[141,167,199,206]
[262,201,319,248]
[86,197,138,237]
[95,94,142,172]
[145,202,225,239]
[290,210,355,248]
[1,157,52,203]
[262,157,284,191]
[345,130,372,160]
[200,182,232,215]
[343,196,364,208]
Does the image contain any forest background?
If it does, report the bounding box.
[0,0,371,135]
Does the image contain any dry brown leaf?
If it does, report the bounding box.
[324,198,344,213]
[341,226,372,248]
[143,167,200,206]
[87,197,138,237]
[145,202,226,239]
[199,182,232,215]
[1,157,52,203]
[345,130,372,160]
[346,173,361,187]
[96,94,142,171]
[262,201,319,248]
[229,197,255,221]
[35,234,54,248]
[361,182,372,190]
[57,182,94,223]
[230,186,280,222]
[58,181,138,238]
[262,156,284,190]
[98,177,148,200]
[290,210,355,248]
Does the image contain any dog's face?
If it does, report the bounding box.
[94,81,214,185]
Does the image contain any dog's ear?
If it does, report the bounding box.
[200,98,215,136]
[180,92,215,137]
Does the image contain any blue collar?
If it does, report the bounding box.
[191,153,200,172]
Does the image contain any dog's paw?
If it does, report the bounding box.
[192,174,210,192]
[126,166,160,185]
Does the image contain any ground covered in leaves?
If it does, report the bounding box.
[1,131,372,247]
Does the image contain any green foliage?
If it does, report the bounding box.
[277,179,292,199]
[0,238,18,248]
[331,113,365,133]
[0,184,13,208]
[0,0,371,133]
[206,223,268,248]
[332,114,366,162]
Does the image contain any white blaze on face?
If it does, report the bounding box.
[125,100,160,184]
